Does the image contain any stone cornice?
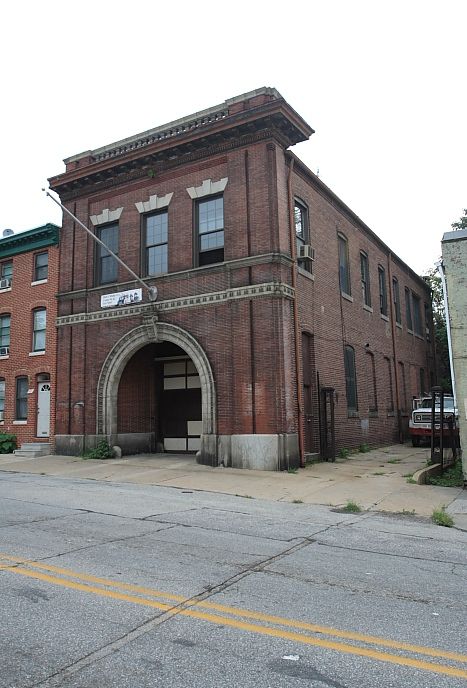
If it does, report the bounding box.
[56,281,295,327]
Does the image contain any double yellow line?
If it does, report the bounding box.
[1,553,466,679]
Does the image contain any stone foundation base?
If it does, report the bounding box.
[197,433,299,471]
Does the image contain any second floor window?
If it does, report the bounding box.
[144,211,168,276]
[97,223,119,285]
[196,196,224,266]
[34,252,48,281]
[0,261,12,286]
[360,252,371,307]
[338,235,351,296]
[0,314,10,349]
[16,377,28,420]
[392,277,401,324]
[33,309,46,352]
[405,287,413,330]
[378,266,388,315]
[412,293,422,336]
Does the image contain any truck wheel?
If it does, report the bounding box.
[411,437,420,447]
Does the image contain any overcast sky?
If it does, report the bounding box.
[1,0,465,274]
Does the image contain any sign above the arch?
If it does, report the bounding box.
[101,288,142,309]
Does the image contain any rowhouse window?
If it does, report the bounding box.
[144,211,168,276]
[338,235,351,296]
[405,287,413,330]
[0,378,5,415]
[412,293,422,336]
[196,196,224,266]
[32,308,46,352]
[392,277,401,324]
[360,252,371,307]
[34,252,48,281]
[96,223,119,285]
[0,261,12,286]
[16,377,28,420]
[378,266,388,316]
[344,345,358,411]
[0,314,11,349]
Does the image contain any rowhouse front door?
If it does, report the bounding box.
[37,381,51,438]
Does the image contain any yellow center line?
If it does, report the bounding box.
[1,559,466,680]
[1,553,466,665]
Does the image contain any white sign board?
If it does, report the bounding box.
[101,288,142,309]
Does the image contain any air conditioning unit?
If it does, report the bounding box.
[0,411,3,421]
[0,346,9,356]
[299,244,315,261]
[0,278,11,289]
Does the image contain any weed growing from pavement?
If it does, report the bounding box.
[406,477,417,484]
[359,444,370,453]
[342,499,362,513]
[287,467,298,474]
[388,458,401,464]
[338,448,350,459]
[372,471,385,475]
[431,507,454,528]
[82,440,114,460]
[400,509,416,516]
[427,461,463,488]
[292,499,304,504]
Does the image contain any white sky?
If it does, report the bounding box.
[1,0,465,275]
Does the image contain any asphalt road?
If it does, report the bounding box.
[0,472,466,688]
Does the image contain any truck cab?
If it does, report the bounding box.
[408,395,458,447]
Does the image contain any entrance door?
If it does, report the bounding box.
[161,359,202,452]
[37,381,51,437]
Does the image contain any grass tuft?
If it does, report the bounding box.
[342,499,362,513]
[431,506,454,528]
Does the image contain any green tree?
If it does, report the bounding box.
[424,267,451,392]
[451,208,467,231]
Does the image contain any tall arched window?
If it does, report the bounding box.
[338,234,351,296]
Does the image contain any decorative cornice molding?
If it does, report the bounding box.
[89,207,123,226]
[186,177,228,199]
[135,192,173,214]
[56,281,294,327]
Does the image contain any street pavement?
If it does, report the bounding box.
[0,443,465,526]
[0,470,466,687]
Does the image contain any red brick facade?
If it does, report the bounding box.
[48,88,434,469]
[0,225,59,449]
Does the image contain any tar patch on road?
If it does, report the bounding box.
[268,658,346,687]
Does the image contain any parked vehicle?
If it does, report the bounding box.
[409,395,459,447]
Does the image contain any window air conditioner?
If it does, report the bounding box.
[299,244,315,261]
[0,411,3,421]
[0,346,9,356]
[0,278,11,289]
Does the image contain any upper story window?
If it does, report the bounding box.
[360,252,371,307]
[424,302,431,341]
[34,252,48,281]
[96,223,119,285]
[405,287,413,330]
[338,234,351,296]
[196,196,224,266]
[392,277,401,324]
[0,314,11,351]
[378,266,388,316]
[144,211,168,276]
[412,293,422,336]
[344,345,358,411]
[16,376,28,421]
[32,308,46,352]
[0,261,12,288]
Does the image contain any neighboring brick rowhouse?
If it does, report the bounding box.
[0,225,59,449]
[48,87,434,469]
[442,228,467,481]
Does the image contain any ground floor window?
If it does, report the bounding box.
[16,376,28,420]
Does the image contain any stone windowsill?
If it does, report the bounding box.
[31,279,48,287]
[29,351,45,357]
[341,292,353,303]
[13,420,27,425]
[380,313,389,322]
[363,304,373,313]
[298,266,315,281]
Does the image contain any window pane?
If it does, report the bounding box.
[35,252,48,280]
[146,212,168,246]
[147,244,168,276]
[0,315,11,347]
[393,278,401,324]
[0,380,5,412]
[200,230,224,251]
[98,224,119,284]
[344,346,358,410]
[405,288,413,330]
[16,377,28,420]
[338,236,350,295]
[34,309,46,330]
[294,202,307,242]
[360,253,371,306]
[199,198,224,234]
[1,262,12,280]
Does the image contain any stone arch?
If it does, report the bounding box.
[96,319,216,443]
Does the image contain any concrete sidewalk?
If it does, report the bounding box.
[0,443,465,527]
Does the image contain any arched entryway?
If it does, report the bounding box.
[96,320,217,464]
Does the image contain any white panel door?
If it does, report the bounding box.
[37,382,51,437]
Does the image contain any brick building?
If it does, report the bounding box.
[48,87,434,469]
[0,224,59,453]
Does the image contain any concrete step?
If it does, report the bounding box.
[14,443,52,458]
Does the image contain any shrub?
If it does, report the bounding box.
[0,433,17,454]
[427,461,463,488]
[82,440,114,460]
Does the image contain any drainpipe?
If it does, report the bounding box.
[436,261,457,408]
[387,253,403,443]
[286,156,305,467]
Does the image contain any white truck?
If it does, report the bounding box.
[409,395,459,447]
